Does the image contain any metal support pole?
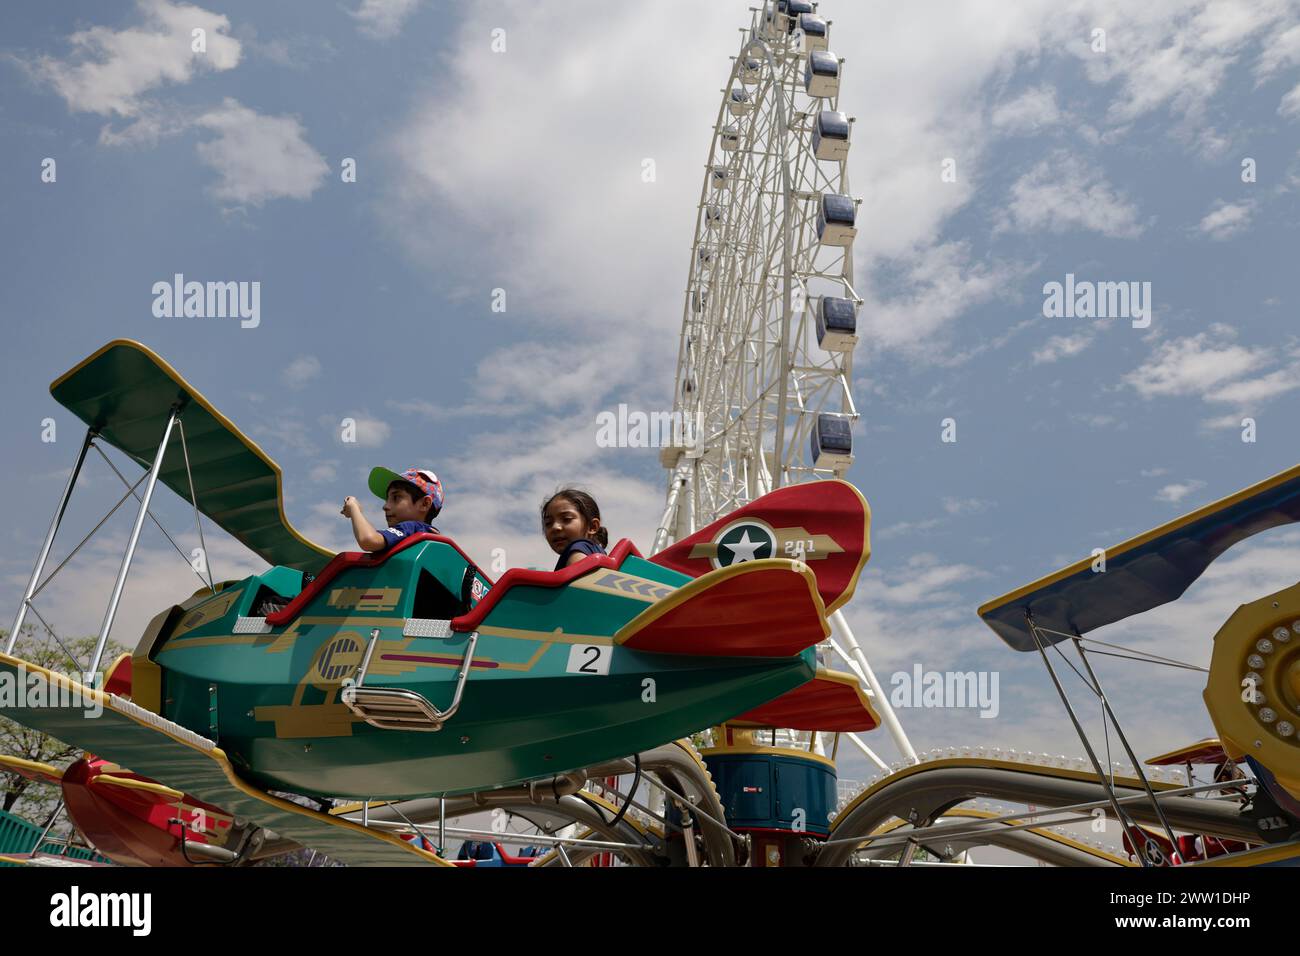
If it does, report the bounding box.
[176,419,215,593]
[1026,614,1152,867]
[1072,637,1183,858]
[652,473,687,554]
[7,428,94,654]
[830,609,916,763]
[844,731,889,772]
[30,800,66,857]
[740,35,793,492]
[88,408,178,680]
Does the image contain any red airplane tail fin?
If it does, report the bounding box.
[728,668,879,732]
[617,560,828,657]
[648,480,870,614]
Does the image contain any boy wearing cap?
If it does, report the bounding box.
[341,466,445,552]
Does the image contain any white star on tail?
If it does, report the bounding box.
[726,530,765,563]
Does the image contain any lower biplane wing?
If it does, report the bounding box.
[49,339,334,573]
[0,652,449,866]
[0,754,67,786]
[1145,739,1230,767]
[979,463,1300,651]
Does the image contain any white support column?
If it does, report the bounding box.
[88,408,178,680]
[7,428,94,654]
[830,608,916,763]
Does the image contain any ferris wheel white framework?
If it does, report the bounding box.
[653,2,917,767]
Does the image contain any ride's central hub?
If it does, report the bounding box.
[1205,586,1300,802]
[1286,656,1300,712]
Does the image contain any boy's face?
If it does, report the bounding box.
[384,482,434,526]
[543,497,595,554]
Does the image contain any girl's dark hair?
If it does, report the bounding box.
[541,488,609,548]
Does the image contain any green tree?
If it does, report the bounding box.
[0,627,128,821]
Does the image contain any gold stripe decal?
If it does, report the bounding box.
[571,571,676,603]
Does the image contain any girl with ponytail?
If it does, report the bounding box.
[541,488,609,570]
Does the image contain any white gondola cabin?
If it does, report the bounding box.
[709,165,733,191]
[817,193,857,247]
[690,289,709,314]
[697,244,718,265]
[777,1,815,33]
[798,14,829,52]
[815,296,858,352]
[728,87,754,117]
[811,414,853,470]
[719,124,742,152]
[739,57,764,85]
[812,110,850,161]
[705,204,725,230]
[804,50,840,98]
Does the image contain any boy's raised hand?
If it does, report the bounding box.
[341,495,361,518]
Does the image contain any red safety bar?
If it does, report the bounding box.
[492,843,539,865]
[265,533,491,628]
[448,538,642,632]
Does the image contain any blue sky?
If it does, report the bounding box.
[3,0,1300,802]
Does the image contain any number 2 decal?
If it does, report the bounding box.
[566,643,612,675]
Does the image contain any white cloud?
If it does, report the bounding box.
[351,0,422,39]
[376,0,1300,377]
[24,0,240,117]
[283,355,322,389]
[1281,82,1300,118]
[1123,325,1268,399]
[1155,480,1205,503]
[942,497,991,515]
[193,99,328,205]
[875,518,944,541]
[333,413,391,449]
[1205,365,1300,404]
[991,84,1061,133]
[1200,412,1248,430]
[860,241,1034,357]
[1033,331,1098,364]
[1255,21,1300,80]
[309,461,339,483]
[1077,0,1296,127]
[996,152,1146,238]
[248,413,319,458]
[470,339,645,413]
[252,34,337,70]
[1196,199,1255,240]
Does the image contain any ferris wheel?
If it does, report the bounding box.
[654,2,917,767]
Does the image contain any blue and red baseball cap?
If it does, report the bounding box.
[369,466,444,517]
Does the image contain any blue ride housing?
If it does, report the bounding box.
[702,748,837,839]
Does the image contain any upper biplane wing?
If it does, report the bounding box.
[978,463,1300,651]
[50,340,334,573]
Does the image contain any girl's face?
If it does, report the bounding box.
[543,497,596,554]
